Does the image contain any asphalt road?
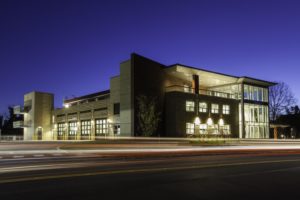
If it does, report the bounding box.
[1,149,300,200]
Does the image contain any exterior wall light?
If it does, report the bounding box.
[207,117,213,126]
[218,118,224,126]
[194,116,201,125]
[64,104,70,108]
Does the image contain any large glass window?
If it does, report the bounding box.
[244,85,268,102]
[186,123,195,135]
[211,104,219,114]
[95,119,108,135]
[81,120,91,135]
[222,105,230,115]
[68,122,77,136]
[240,103,269,138]
[199,102,207,113]
[57,123,65,136]
[186,101,195,112]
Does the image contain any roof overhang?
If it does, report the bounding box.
[238,77,277,87]
[165,65,239,88]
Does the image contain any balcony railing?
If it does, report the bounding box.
[13,121,31,128]
[165,85,239,99]
[13,105,31,114]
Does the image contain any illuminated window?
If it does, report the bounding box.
[186,101,195,112]
[68,122,77,136]
[95,119,108,135]
[199,124,207,134]
[184,84,193,93]
[114,124,120,135]
[211,104,219,114]
[244,85,268,102]
[186,123,195,134]
[57,123,65,136]
[220,125,231,135]
[199,102,207,113]
[223,105,230,115]
[81,120,91,135]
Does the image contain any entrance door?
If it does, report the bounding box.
[37,127,43,140]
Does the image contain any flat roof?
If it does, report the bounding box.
[64,90,110,104]
[167,64,276,87]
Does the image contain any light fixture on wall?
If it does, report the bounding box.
[207,117,213,126]
[194,116,201,125]
[218,118,224,126]
[207,111,213,126]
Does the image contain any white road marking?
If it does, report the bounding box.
[33,154,44,157]
[52,153,63,156]
[13,155,24,159]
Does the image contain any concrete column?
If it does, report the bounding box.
[274,127,278,140]
[192,75,199,94]
[241,83,245,138]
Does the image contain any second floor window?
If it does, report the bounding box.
[211,104,219,114]
[186,101,195,112]
[199,102,207,112]
[223,105,230,115]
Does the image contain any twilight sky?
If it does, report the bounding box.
[1,0,300,114]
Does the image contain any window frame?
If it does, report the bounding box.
[222,105,230,115]
[211,104,219,114]
[199,102,207,113]
[95,118,108,135]
[186,101,195,112]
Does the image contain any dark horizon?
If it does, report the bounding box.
[1,0,300,114]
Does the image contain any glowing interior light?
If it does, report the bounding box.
[64,104,70,108]
[194,116,201,125]
[207,117,213,126]
[219,118,224,126]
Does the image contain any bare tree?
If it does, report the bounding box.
[269,82,296,121]
[136,95,161,137]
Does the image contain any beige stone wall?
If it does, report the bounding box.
[119,60,134,136]
[23,92,54,140]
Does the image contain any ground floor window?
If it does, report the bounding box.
[68,121,77,136]
[186,123,195,135]
[114,124,120,135]
[81,120,91,135]
[57,123,65,136]
[219,125,231,135]
[199,124,207,134]
[240,103,269,138]
[95,119,108,135]
[207,124,219,134]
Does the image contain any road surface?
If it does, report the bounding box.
[1,148,300,199]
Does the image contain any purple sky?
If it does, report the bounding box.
[1,0,300,114]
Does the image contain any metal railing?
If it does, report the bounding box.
[165,85,239,99]
[0,135,24,141]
